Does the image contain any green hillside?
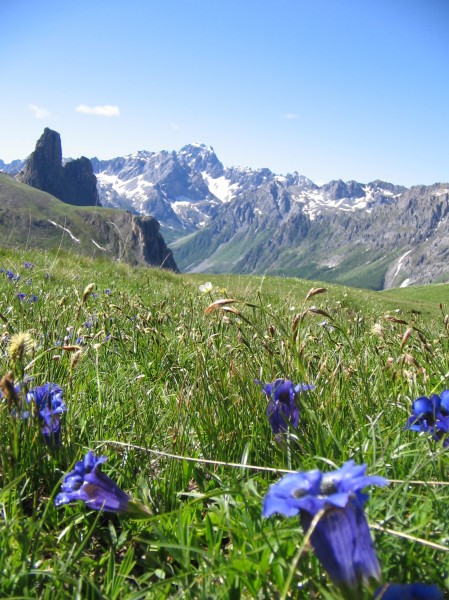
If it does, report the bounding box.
[0,173,122,253]
[0,174,176,269]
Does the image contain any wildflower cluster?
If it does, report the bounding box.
[1,380,150,516]
[256,376,443,595]
[2,263,39,302]
[0,272,445,597]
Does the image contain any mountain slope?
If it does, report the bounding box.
[0,174,178,271]
[173,181,449,289]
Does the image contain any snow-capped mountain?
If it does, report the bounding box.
[91,143,406,230]
[89,144,449,289]
[3,142,449,289]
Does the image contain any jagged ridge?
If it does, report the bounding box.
[3,141,449,289]
[88,145,449,289]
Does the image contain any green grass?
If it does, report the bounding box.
[1,247,449,598]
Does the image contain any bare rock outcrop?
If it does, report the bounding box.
[18,128,100,207]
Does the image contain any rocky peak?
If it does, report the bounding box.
[18,128,100,207]
[321,179,364,201]
[281,172,317,190]
[36,127,62,166]
[179,143,223,178]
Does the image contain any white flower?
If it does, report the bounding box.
[199,282,213,294]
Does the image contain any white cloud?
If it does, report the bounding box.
[28,104,51,119]
[170,122,180,130]
[75,104,120,117]
[281,113,299,120]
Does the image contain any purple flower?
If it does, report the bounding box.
[256,378,314,434]
[405,391,449,447]
[26,383,66,445]
[374,583,443,599]
[1,380,65,446]
[263,460,388,597]
[55,451,151,517]
[16,293,26,301]
[24,262,34,269]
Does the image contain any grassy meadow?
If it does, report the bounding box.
[1,246,449,599]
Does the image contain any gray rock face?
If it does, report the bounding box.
[91,145,449,288]
[18,128,100,207]
[78,210,178,271]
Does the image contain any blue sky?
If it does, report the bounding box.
[1,0,448,186]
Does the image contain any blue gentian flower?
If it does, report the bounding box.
[23,262,34,269]
[1,379,65,446]
[263,460,388,597]
[405,391,449,447]
[256,378,314,434]
[374,582,443,599]
[55,451,152,517]
[26,383,66,445]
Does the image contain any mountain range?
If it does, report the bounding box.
[2,141,449,290]
[91,144,449,290]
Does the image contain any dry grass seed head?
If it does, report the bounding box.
[0,371,20,408]
[7,332,36,362]
[82,283,96,303]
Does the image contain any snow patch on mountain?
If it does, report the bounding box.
[48,220,80,243]
[290,183,403,220]
[202,173,239,203]
[394,249,412,278]
[291,189,371,220]
[97,172,156,212]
